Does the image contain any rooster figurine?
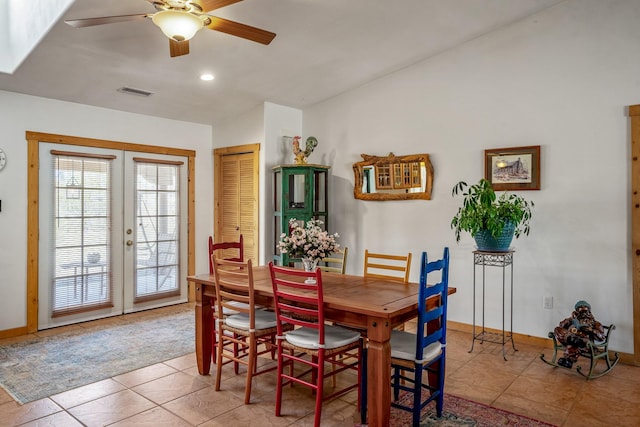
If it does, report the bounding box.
[292,136,318,164]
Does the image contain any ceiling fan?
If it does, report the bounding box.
[64,0,276,57]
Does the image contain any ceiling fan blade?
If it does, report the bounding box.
[170,38,190,57]
[192,0,243,13]
[205,16,276,45]
[64,14,149,28]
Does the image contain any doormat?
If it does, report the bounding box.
[383,393,558,426]
[0,307,194,404]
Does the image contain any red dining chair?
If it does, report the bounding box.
[209,235,244,365]
[268,262,364,427]
[212,256,291,404]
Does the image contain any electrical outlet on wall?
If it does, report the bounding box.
[543,296,553,309]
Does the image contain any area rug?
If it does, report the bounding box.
[0,308,194,404]
[387,393,557,427]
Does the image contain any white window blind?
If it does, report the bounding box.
[51,151,115,316]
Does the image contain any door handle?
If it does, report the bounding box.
[126,240,133,246]
[236,226,240,230]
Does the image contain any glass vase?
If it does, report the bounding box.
[301,257,319,284]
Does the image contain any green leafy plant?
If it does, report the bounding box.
[450,178,534,242]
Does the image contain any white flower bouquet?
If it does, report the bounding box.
[277,218,339,262]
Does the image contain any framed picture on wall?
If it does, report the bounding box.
[484,145,540,191]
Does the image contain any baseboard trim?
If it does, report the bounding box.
[0,326,28,340]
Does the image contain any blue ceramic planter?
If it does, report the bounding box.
[473,222,516,252]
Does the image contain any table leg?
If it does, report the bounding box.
[195,284,213,375]
[366,316,391,427]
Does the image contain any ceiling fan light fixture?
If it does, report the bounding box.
[152,10,203,42]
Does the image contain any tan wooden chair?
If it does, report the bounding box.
[364,250,412,331]
[363,250,412,282]
[212,256,291,404]
[318,247,348,274]
[208,235,244,364]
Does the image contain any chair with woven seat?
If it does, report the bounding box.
[208,234,244,273]
[364,249,412,331]
[268,262,364,427]
[363,249,412,282]
[208,235,244,363]
[212,256,290,404]
[390,248,450,427]
[318,247,348,274]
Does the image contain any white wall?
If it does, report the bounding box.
[0,90,212,330]
[302,0,640,352]
[213,102,302,265]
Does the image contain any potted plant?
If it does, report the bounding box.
[451,178,534,251]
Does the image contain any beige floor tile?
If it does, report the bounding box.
[502,375,581,411]
[447,358,519,393]
[50,378,126,409]
[0,387,14,405]
[113,362,178,388]
[290,397,359,427]
[198,398,302,427]
[164,352,198,371]
[110,406,192,426]
[522,357,589,386]
[568,389,640,427]
[0,398,62,426]
[162,386,244,425]
[492,392,569,426]
[67,389,156,427]
[18,410,85,427]
[131,371,210,405]
[445,380,501,405]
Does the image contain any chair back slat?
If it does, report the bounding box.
[415,248,450,361]
[269,262,325,342]
[208,235,244,273]
[364,250,412,282]
[319,247,348,274]
[212,256,255,326]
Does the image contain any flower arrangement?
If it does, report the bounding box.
[278,218,339,262]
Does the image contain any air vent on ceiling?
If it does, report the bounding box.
[117,86,154,97]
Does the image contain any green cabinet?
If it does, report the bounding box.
[273,164,330,266]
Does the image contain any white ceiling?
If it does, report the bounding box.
[0,0,565,126]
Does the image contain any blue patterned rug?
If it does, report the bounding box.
[0,307,194,404]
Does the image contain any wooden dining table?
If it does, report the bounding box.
[187,265,455,427]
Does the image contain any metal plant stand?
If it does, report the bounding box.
[469,250,517,360]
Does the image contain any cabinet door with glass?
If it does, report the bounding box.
[273,164,330,266]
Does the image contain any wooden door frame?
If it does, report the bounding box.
[629,106,640,364]
[213,144,260,261]
[26,131,196,334]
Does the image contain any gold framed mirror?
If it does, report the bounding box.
[353,153,434,201]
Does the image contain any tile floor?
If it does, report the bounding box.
[1,304,640,426]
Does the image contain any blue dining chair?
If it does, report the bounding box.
[390,248,450,427]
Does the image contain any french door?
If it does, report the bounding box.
[38,144,188,329]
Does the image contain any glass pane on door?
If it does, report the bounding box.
[134,161,180,301]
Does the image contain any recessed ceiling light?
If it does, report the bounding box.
[200,73,214,81]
